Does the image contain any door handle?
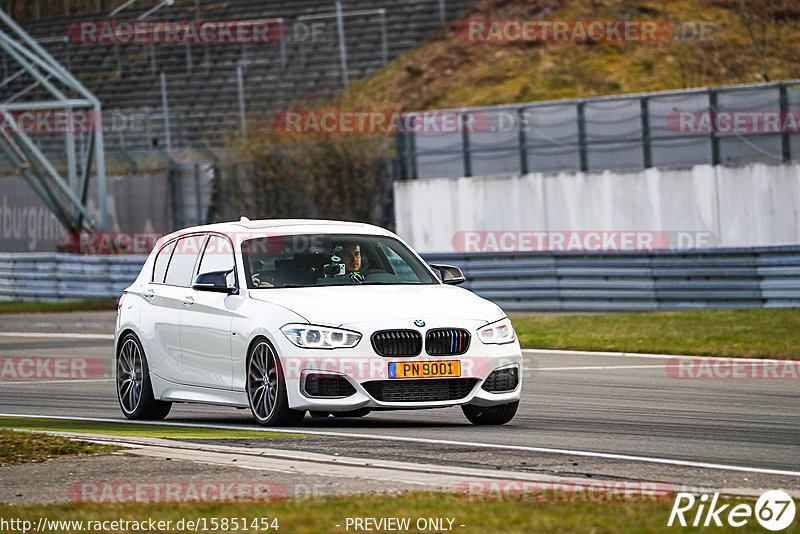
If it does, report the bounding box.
[182,295,195,306]
[143,289,154,300]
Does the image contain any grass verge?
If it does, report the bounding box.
[0,299,117,314]
[0,492,768,533]
[512,308,800,359]
[327,0,800,114]
[0,417,299,440]
[0,429,118,466]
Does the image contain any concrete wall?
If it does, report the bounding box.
[394,162,800,253]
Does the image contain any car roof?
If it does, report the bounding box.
[168,219,394,239]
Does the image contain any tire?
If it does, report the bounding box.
[461,401,518,425]
[116,333,172,420]
[246,338,305,426]
[332,408,371,418]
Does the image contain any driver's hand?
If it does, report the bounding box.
[251,273,273,288]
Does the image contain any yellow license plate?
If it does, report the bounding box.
[389,360,461,379]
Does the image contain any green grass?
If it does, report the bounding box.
[512,308,800,359]
[0,299,117,314]
[0,493,772,533]
[0,417,299,440]
[0,429,118,466]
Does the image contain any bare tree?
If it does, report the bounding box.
[735,0,793,81]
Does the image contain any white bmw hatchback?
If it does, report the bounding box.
[116,219,522,426]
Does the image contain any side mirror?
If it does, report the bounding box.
[430,263,466,285]
[193,270,236,294]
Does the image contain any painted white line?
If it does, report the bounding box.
[523,348,799,364]
[529,361,792,372]
[529,364,672,371]
[0,332,114,340]
[2,413,798,478]
[35,430,658,490]
[0,378,114,385]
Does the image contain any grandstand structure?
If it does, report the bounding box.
[3,0,480,159]
[0,7,109,231]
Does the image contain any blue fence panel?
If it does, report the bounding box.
[396,80,800,180]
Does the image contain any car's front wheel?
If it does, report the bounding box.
[246,338,305,426]
[116,333,172,420]
[461,401,518,425]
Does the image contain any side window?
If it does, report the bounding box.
[164,234,206,287]
[197,235,236,285]
[152,240,176,283]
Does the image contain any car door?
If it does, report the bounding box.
[138,236,200,384]
[179,233,237,389]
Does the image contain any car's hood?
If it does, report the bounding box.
[248,284,504,326]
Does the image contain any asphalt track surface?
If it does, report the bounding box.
[1,311,799,492]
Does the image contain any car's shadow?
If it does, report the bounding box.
[164,413,470,430]
[298,417,468,429]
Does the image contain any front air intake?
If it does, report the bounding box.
[302,373,356,398]
[363,378,478,402]
[481,367,519,392]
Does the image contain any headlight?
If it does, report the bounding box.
[477,317,516,345]
[281,324,361,349]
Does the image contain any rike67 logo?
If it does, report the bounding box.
[668,490,796,531]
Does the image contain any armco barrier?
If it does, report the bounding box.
[0,248,798,311]
[425,246,800,312]
[0,254,147,301]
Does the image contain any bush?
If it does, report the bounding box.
[210,132,393,228]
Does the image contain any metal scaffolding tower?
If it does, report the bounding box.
[0,7,107,232]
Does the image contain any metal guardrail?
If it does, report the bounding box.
[1,247,799,310]
[0,254,146,301]
[426,247,800,312]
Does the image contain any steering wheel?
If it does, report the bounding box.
[251,271,277,288]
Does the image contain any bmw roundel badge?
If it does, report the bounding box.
[414,319,425,327]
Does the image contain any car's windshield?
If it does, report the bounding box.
[241,233,438,289]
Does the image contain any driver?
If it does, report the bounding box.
[337,243,364,282]
[340,244,361,274]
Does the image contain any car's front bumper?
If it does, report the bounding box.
[275,337,523,412]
